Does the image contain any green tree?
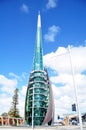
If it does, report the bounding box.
[8,88,20,118]
[1,112,8,116]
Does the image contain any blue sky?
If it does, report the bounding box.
[0,0,86,119]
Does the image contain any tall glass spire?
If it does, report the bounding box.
[25,12,54,126]
[33,12,43,70]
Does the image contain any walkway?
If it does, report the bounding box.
[0,125,86,130]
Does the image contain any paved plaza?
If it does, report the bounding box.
[0,125,86,130]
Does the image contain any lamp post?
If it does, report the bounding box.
[68,45,83,130]
[32,86,34,129]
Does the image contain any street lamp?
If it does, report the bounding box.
[68,45,83,130]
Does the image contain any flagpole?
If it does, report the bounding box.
[68,45,83,130]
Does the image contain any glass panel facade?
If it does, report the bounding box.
[25,70,50,125]
[34,94,45,100]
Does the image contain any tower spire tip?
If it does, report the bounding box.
[38,11,41,27]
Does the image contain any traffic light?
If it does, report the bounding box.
[72,104,76,111]
[57,115,60,119]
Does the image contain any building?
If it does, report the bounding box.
[0,116,24,126]
[25,12,54,126]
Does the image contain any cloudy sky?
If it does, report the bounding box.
[0,0,86,121]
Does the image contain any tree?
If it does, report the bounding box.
[1,112,8,116]
[8,88,20,118]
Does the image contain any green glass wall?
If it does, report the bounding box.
[25,70,50,125]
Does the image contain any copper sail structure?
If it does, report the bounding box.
[25,12,54,126]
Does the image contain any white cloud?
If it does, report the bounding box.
[0,74,27,117]
[44,25,60,42]
[44,45,86,119]
[9,72,21,81]
[21,72,28,80]
[0,75,17,114]
[18,85,27,117]
[20,85,27,96]
[0,75,17,94]
[46,0,57,9]
[9,72,28,81]
[44,46,86,73]
[20,4,29,14]
[0,94,13,114]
